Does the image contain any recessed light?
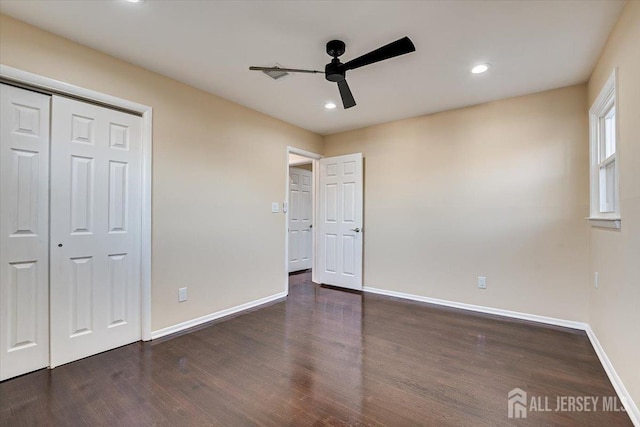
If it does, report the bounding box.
[125,0,144,3]
[324,102,337,110]
[471,64,490,74]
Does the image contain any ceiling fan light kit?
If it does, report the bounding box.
[250,36,416,109]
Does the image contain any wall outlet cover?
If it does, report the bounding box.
[178,287,188,302]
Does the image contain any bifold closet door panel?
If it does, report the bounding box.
[49,96,142,367]
[0,84,51,381]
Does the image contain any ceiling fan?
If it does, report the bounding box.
[249,37,416,109]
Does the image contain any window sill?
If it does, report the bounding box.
[586,217,621,229]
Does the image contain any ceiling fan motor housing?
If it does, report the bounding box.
[325,40,346,82]
[325,59,345,82]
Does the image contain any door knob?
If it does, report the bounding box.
[58,243,63,247]
[309,224,313,229]
[350,228,361,233]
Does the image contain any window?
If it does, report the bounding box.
[588,69,620,229]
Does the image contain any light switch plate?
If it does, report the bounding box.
[477,276,487,289]
[271,202,279,213]
[178,287,187,302]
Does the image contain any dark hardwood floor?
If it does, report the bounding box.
[0,272,632,426]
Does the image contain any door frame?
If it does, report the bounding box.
[285,146,322,292]
[0,64,154,341]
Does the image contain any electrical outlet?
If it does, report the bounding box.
[594,272,599,289]
[178,287,188,302]
[477,276,487,289]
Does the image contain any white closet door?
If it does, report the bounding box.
[316,153,363,290]
[288,167,313,272]
[0,84,51,381]
[50,96,142,367]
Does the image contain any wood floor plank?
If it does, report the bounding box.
[0,272,632,426]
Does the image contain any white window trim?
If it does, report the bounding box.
[587,68,620,229]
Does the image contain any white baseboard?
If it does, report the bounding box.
[363,286,587,330]
[150,291,287,340]
[585,325,640,426]
[364,285,638,426]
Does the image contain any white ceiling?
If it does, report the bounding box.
[0,0,624,135]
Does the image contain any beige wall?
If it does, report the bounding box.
[587,1,640,407]
[289,152,314,166]
[324,85,591,322]
[1,7,636,407]
[0,14,323,331]
[291,163,312,171]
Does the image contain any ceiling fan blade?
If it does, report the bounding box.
[249,66,323,74]
[337,79,356,109]
[342,36,415,71]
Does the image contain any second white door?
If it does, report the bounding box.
[316,154,363,290]
[288,166,312,272]
[49,96,142,367]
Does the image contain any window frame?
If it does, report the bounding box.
[588,68,620,229]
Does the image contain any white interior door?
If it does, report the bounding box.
[0,84,51,381]
[288,166,312,272]
[49,96,142,367]
[316,153,363,290]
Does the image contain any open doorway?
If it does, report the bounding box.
[286,147,321,292]
[285,147,364,293]
[288,160,312,273]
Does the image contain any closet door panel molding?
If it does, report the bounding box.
[50,96,142,368]
[0,84,51,381]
